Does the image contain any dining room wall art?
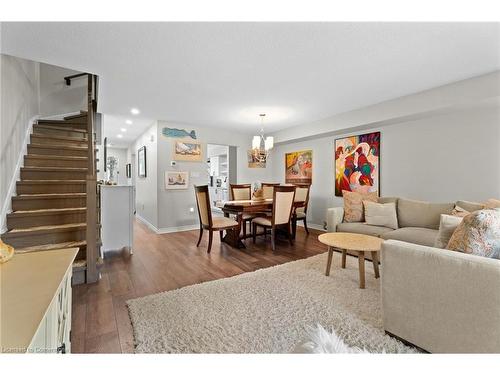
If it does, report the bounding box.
[247,149,267,168]
[285,150,313,184]
[162,127,197,139]
[138,146,147,178]
[173,140,203,162]
[334,131,380,197]
[165,171,189,190]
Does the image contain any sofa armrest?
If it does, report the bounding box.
[381,240,500,353]
[326,207,344,232]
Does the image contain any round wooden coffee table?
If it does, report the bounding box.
[318,232,383,289]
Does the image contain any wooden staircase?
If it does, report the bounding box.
[1,74,102,284]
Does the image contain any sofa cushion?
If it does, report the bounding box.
[336,222,394,237]
[447,209,500,259]
[343,190,378,223]
[434,214,463,248]
[484,199,500,209]
[397,198,454,229]
[455,200,484,212]
[363,201,398,229]
[378,197,398,205]
[381,227,438,247]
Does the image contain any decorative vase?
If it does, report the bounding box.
[252,188,265,201]
[0,239,14,264]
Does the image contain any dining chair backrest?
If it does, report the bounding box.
[194,185,212,228]
[262,183,280,200]
[272,185,296,225]
[230,184,252,200]
[294,183,311,214]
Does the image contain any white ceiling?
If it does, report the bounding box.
[2,22,499,147]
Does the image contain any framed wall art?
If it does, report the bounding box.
[334,131,380,197]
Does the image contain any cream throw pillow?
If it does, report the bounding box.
[363,201,398,229]
[434,214,463,249]
[484,198,500,209]
[343,190,378,222]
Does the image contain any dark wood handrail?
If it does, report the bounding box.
[85,73,99,283]
[64,72,88,86]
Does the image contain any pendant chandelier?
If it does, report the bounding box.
[251,114,274,162]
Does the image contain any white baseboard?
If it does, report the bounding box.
[135,214,199,234]
[157,224,199,234]
[296,221,327,232]
[1,115,39,234]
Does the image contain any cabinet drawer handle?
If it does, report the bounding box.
[57,343,66,354]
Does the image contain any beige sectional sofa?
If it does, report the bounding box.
[326,197,500,353]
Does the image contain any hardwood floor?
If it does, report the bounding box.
[71,219,327,353]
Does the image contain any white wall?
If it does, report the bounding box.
[156,121,272,230]
[271,106,500,227]
[128,122,158,228]
[1,54,40,231]
[39,63,86,117]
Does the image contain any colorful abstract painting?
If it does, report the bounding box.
[285,150,312,184]
[334,131,380,197]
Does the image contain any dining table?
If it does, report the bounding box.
[216,199,305,249]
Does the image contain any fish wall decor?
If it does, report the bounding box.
[162,127,197,139]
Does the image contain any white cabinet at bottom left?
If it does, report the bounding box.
[1,248,77,354]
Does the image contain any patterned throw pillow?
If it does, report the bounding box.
[451,205,470,218]
[484,199,500,209]
[446,209,500,259]
[342,190,378,223]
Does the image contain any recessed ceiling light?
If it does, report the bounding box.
[117,134,123,138]
[125,120,133,125]
[120,128,127,132]
[130,108,140,115]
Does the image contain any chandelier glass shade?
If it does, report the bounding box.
[251,114,273,162]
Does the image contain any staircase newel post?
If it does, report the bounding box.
[85,74,99,283]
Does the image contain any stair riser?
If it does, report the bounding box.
[7,211,87,230]
[28,145,88,157]
[31,135,88,146]
[16,183,86,195]
[2,229,86,249]
[12,197,86,211]
[33,127,87,140]
[37,120,87,130]
[24,156,88,168]
[21,169,87,180]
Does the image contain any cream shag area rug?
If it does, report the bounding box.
[127,252,417,353]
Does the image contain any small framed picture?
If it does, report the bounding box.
[126,163,131,178]
[165,171,189,190]
[138,146,147,178]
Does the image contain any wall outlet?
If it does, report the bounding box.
[170,160,177,167]
[189,207,195,213]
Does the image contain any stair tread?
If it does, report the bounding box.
[34,124,88,133]
[18,180,86,184]
[9,207,87,215]
[21,166,88,171]
[37,119,86,125]
[7,222,86,234]
[15,240,87,254]
[25,154,88,160]
[31,133,88,142]
[64,112,88,121]
[29,143,88,150]
[14,193,86,199]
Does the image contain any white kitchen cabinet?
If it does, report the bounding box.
[0,248,77,353]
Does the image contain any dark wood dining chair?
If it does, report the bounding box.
[252,185,296,251]
[194,185,239,253]
[230,183,256,237]
[291,183,311,237]
[261,182,280,200]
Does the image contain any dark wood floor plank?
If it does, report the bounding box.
[71,218,326,353]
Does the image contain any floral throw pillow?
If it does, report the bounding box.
[447,209,500,259]
[342,190,378,223]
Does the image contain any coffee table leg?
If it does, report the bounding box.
[372,251,380,278]
[325,246,334,276]
[341,249,347,268]
[358,251,365,289]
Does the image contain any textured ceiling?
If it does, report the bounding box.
[2,22,499,146]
